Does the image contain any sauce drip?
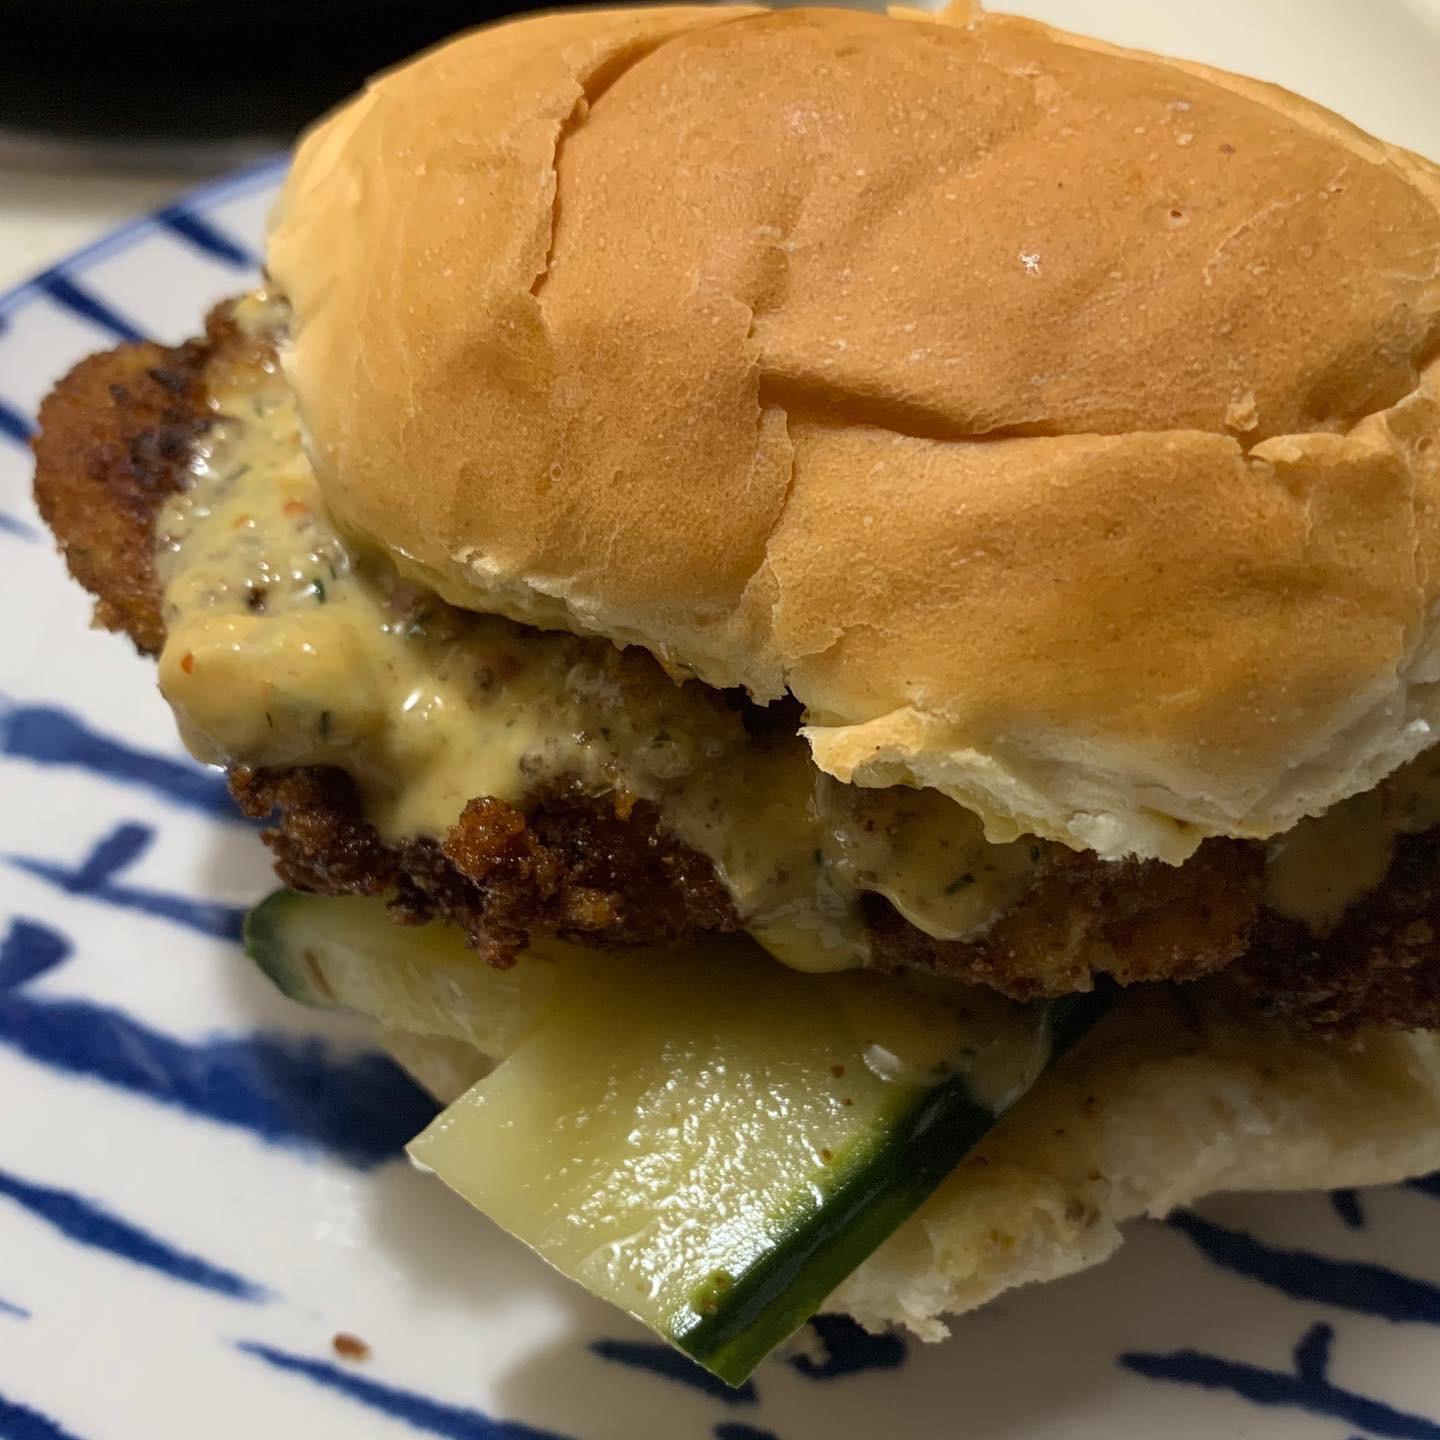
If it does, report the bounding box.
[1264,746,1440,932]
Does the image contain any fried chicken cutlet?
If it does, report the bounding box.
[32,299,1440,1028]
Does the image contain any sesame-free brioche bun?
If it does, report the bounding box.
[267,3,1440,863]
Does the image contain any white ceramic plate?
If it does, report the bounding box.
[3,6,1440,1437]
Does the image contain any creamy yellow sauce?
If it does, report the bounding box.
[154,294,1044,972]
[1264,746,1440,933]
[836,969,1053,1107]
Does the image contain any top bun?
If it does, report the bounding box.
[267,3,1440,862]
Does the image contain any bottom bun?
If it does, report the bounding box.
[383,989,1440,1340]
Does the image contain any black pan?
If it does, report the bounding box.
[0,1,546,144]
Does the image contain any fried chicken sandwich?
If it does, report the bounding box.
[32,2,1440,1383]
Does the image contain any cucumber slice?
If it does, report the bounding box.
[410,939,1110,1385]
[242,890,570,1059]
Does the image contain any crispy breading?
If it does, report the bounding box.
[228,766,742,966]
[31,307,247,654]
[226,762,1257,988]
[869,840,1265,1000]
[1235,829,1440,1031]
[30,317,1440,1025]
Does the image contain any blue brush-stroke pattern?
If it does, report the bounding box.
[1331,1189,1367,1230]
[1,702,236,821]
[714,1426,780,1440]
[589,1339,757,1405]
[7,821,245,940]
[0,1297,29,1320]
[0,406,31,446]
[1170,1210,1440,1326]
[1409,1174,1440,1200]
[788,1315,907,1380]
[33,272,146,344]
[0,1391,88,1440]
[0,394,34,445]
[153,207,258,270]
[0,918,69,992]
[0,1164,263,1301]
[0,513,39,540]
[0,153,285,321]
[1121,1322,1440,1439]
[237,1343,577,1440]
[0,919,437,1169]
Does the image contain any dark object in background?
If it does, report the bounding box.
[0,0,552,146]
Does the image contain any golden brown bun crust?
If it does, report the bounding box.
[269,5,1440,861]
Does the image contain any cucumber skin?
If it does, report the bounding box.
[678,984,1116,1386]
[242,890,298,997]
[242,890,325,1008]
